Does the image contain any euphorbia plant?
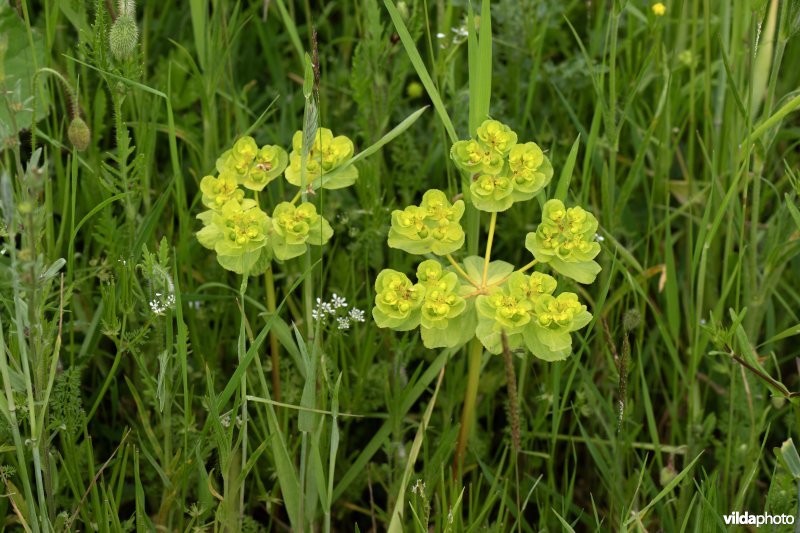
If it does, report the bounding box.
[195,128,357,402]
[372,119,601,468]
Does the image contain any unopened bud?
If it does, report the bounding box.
[109,13,139,61]
[67,117,90,151]
[623,309,641,332]
[659,465,677,486]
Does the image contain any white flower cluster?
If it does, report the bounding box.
[312,293,366,331]
[149,292,175,315]
[146,263,176,316]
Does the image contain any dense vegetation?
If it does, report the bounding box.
[1,0,800,530]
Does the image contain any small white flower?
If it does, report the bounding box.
[348,308,365,322]
[337,317,351,330]
[595,233,605,242]
[331,293,347,309]
[436,32,446,39]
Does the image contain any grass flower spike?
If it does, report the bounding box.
[285,128,357,189]
[388,189,466,255]
[525,199,601,284]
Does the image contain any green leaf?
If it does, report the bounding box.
[383,0,457,143]
[777,439,800,480]
[387,364,445,531]
[523,327,571,362]
[0,2,49,138]
[475,317,523,355]
[247,246,274,276]
[461,256,514,286]
[303,52,314,98]
[420,305,477,349]
[545,257,602,285]
[554,134,581,202]
[216,250,261,275]
[786,193,800,232]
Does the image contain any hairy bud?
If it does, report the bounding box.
[109,13,139,61]
[622,309,641,332]
[67,117,91,151]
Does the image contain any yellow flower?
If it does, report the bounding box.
[652,2,666,16]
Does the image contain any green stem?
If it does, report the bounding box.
[516,258,538,275]
[238,276,249,528]
[446,254,480,288]
[482,212,498,285]
[265,266,281,401]
[0,320,41,533]
[454,337,483,474]
[488,259,540,290]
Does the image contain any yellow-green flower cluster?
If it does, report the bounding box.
[476,272,591,360]
[270,202,333,261]
[196,199,272,275]
[285,128,358,190]
[372,269,425,331]
[525,199,601,284]
[450,119,553,212]
[373,259,475,348]
[200,173,245,209]
[387,189,466,255]
[196,131,352,275]
[373,118,601,362]
[216,136,289,192]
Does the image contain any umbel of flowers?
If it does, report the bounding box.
[372,119,601,362]
[195,128,356,275]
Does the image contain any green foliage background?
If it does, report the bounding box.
[1,0,800,530]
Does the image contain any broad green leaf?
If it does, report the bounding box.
[0,2,49,139]
[523,326,571,361]
[778,439,800,479]
[421,304,477,349]
[544,257,602,285]
[461,256,514,286]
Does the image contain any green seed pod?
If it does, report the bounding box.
[67,117,91,151]
[109,13,139,61]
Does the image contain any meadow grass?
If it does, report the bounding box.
[1,0,799,530]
